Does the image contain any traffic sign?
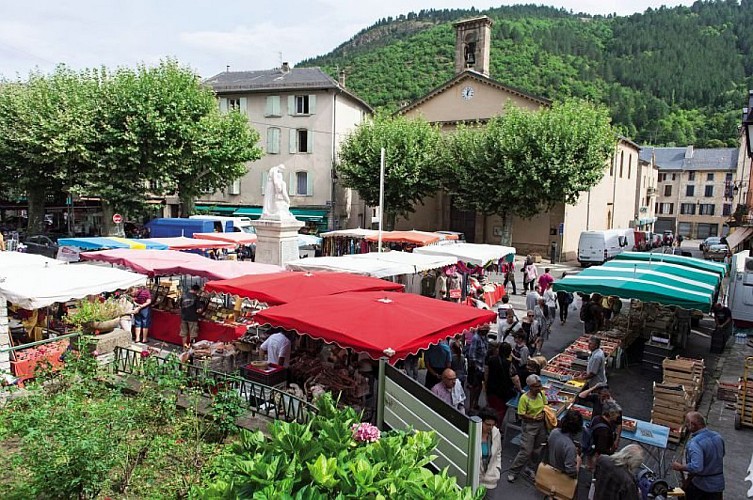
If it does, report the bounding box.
[112,213,123,224]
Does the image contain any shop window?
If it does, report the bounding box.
[678,222,692,237]
[696,223,718,239]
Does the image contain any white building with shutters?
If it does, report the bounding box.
[199,64,373,230]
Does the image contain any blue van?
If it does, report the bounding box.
[146,218,232,238]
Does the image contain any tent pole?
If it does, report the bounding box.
[378,148,385,253]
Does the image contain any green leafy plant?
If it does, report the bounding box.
[64,298,124,332]
[195,393,484,499]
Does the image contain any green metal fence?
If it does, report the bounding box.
[112,347,317,423]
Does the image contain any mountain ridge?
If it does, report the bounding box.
[298,1,753,147]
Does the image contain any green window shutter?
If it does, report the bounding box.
[272,96,280,116]
[239,97,248,115]
[288,95,296,115]
[288,172,296,196]
[265,96,273,116]
[219,98,228,113]
[266,127,278,154]
[289,129,298,153]
[306,129,313,153]
[261,171,268,195]
[309,95,316,114]
[271,128,280,154]
[306,171,314,196]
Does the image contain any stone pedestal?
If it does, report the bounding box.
[84,328,132,355]
[251,218,304,267]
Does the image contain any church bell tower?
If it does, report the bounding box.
[453,16,493,77]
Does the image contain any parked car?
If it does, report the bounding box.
[702,236,730,261]
[22,234,59,259]
[699,236,722,253]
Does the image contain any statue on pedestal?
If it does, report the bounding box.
[262,164,296,221]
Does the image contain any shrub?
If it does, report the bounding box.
[195,393,483,499]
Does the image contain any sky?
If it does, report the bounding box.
[0,1,697,80]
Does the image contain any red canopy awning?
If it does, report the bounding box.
[144,236,234,250]
[204,271,404,305]
[193,232,258,245]
[254,291,496,360]
[365,230,441,246]
[80,249,283,280]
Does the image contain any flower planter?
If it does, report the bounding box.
[85,318,121,334]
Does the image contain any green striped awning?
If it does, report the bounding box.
[601,260,721,288]
[553,266,714,312]
[613,252,726,278]
[194,205,238,214]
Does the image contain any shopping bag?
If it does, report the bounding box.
[542,405,558,431]
[534,462,577,500]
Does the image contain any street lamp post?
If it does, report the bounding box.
[743,90,753,159]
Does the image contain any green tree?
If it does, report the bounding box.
[337,113,442,229]
[0,66,99,234]
[76,60,262,230]
[441,99,616,244]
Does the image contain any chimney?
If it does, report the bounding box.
[281,62,290,74]
[684,145,694,159]
[453,16,493,76]
[338,70,346,87]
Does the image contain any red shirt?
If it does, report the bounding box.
[538,273,554,291]
[134,288,151,305]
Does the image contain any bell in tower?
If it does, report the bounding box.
[453,16,493,76]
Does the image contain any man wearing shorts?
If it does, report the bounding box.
[131,286,152,344]
[180,284,204,349]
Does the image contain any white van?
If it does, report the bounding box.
[578,229,633,266]
[189,215,255,234]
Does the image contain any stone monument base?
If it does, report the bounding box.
[251,218,304,267]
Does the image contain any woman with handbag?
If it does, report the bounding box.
[478,407,503,498]
[536,409,583,500]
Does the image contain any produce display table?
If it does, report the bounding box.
[10,338,69,379]
[149,309,247,345]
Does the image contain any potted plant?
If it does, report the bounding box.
[65,298,124,334]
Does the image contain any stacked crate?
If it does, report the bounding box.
[650,357,705,444]
[651,382,690,443]
[663,357,704,408]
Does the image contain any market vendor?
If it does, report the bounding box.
[712,302,733,338]
[576,336,607,389]
[179,284,204,349]
[260,328,291,367]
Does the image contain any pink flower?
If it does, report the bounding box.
[91,350,99,357]
[351,422,381,443]
[140,350,150,359]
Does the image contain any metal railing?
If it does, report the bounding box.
[112,347,317,423]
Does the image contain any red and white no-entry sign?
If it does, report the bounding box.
[112,213,123,224]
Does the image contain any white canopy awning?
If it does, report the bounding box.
[350,251,457,274]
[0,263,147,309]
[0,252,67,271]
[413,243,517,267]
[285,251,457,278]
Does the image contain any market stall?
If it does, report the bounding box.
[192,232,258,245]
[80,249,283,280]
[0,259,146,379]
[320,228,379,256]
[285,251,457,279]
[601,260,722,288]
[613,251,727,278]
[79,249,284,345]
[252,290,496,408]
[143,236,235,251]
[552,267,714,312]
[57,236,169,250]
[414,243,517,305]
[204,271,404,306]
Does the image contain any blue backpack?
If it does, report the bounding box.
[581,420,610,457]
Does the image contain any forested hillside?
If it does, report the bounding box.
[299,1,753,147]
